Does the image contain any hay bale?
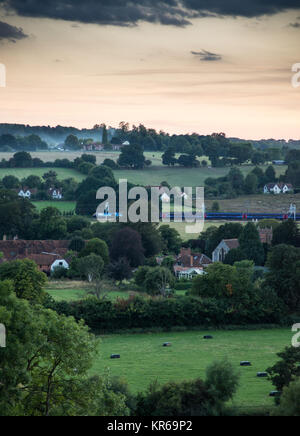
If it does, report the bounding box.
[240,361,251,366]
[269,391,281,397]
[257,372,268,378]
[110,354,121,359]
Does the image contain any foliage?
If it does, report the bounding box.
[0,259,47,304]
[267,346,300,392]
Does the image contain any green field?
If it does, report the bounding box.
[32,201,76,213]
[113,164,287,188]
[91,329,291,410]
[0,167,85,182]
[46,288,132,302]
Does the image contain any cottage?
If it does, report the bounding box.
[263,183,293,195]
[174,247,212,278]
[18,188,37,199]
[212,239,240,263]
[212,229,273,262]
[48,187,63,200]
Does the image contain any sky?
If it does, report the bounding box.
[0,1,299,139]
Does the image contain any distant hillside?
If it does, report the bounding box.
[0,124,116,146]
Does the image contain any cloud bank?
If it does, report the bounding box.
[0,0,299,27]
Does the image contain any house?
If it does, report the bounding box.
[259,228,273,245]
[212,228,273,262]
[48,187,63,200]
[0,240,70,274]
[28,253,69,274]
[264,183,293,195]
[174,247,212,278]
[18,188,37,199]
[212,239,240,263]
[83,143,104,152]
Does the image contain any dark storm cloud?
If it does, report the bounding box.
[0,20,28,42]
[191,50,222,61]
[0,1,300,27]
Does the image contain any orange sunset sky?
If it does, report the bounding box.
[0,1,299,139]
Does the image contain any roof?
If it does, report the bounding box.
[0,240,69,262]
[27,253,62,266]
[265,183,293,190]
[223,239,240,250]
[175,248,212,268]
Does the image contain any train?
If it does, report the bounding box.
[160,212,300,221]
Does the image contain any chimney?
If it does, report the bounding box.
[180,247,191,257]
[190,255,193,267]
[3,235,7,241]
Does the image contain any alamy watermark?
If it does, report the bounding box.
[292,63,300,88]
[95,180,205,234]
[0,64,6,88]
[0,323,6,348]
[292,324,300,348]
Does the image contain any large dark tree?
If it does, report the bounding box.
[265,244,300,311]
[110,227,145,267]
[272,220,300,247]
[117,144,146,169]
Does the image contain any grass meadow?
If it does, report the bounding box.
[91,328,291,410]
[0,167,85,182]
[46,282,291,409]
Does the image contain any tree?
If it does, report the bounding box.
[117,144,146,169]
[265,165,276,183]
[77,254,104,282]
[244,173,258,194]
[38,207,67,240]
[110,227,145,267]
[273,379,300,416]
[79,238,109,264]
[191,261,254,305]
[0,259,47,304]
[267,346,300,392]
[205,359,240,404]
[24,175,42,189]
[265,244,300,310]
[69,237,86,253]
[162,147,177,166]
[66,216,90,234]
[2,175,20,189]
[227,168,245,194]
[65,134,80,150]
[0,281,127,416]
[108,258,132,283]
[12,151,32,167]
[272,220,300,247]
[238,223,265,265]
[101,123,108,145]
[159,225,182,254]
[143,266,175,296]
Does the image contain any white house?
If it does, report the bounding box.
[176,268,206,280]
[49,188,63,200]
[264,183,293,195]
[51,258,69,272]
[18,189,34,199]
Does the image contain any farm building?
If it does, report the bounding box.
[263,183,293,194]
[0,239,70,274]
